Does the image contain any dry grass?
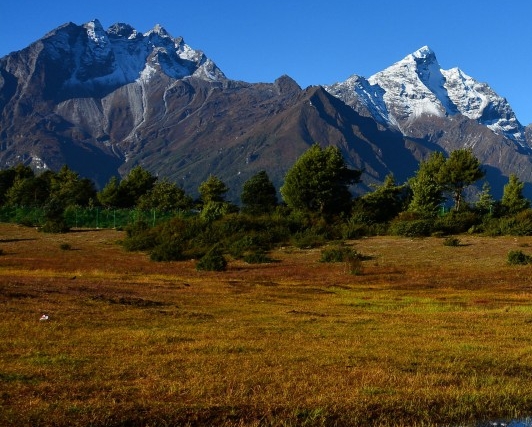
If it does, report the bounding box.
[2,224,532,426]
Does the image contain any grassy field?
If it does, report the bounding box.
[2,223,532,426]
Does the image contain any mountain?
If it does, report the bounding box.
[1,21,532,202]
[326,46,532,196]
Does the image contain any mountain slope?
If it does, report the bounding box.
[326,46,532,196]
[2,22,532,201]
[0,20,416,201]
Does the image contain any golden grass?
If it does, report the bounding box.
[2,224,532,426]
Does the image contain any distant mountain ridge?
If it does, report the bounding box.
[1,20,532,202]
[326,46,527,147]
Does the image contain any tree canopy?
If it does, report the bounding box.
[501,174,530,214]
[241,171,277,215]
[439,148,485,211]
[280,144,361,215]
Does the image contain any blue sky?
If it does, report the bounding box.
[2,0,532,123]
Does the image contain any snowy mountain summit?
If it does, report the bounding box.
[327,46,527,148]
[36,19,225,99]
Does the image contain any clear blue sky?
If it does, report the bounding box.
[2,0,532,123]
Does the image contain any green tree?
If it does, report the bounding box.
[501,174,530,214]
[4,174,50,207]
[198,176,236,221]
[475,181,495,214]
[280,144,361,215]
[438,149,485,211]
[97,176,120,208]
[407,152,447,217]
[352,174,407,223]
[41,196,69,233]
[241,171,277,215]
[199,175,228,203]
[0,164,34,205]
[50,165,96,207]
[117,166,157,208]
[137,179,193,211]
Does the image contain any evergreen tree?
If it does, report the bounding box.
[116,166,157,208]
[407,152,447,217]
[137,179,193,211]
[475,181,495,214]
[50,165,96,207]
[5,174,50,207]
[198,176,236,221]
[438,148,485,211]
[0,164,34,205]
[241,171,277,215]
[501,174,530,214]
[280,144,360,215]
[352,174,407,223]
[199,175,228,203]
[97,176,120,208]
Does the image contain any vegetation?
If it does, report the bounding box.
[3,224,532,426]
[280,143,361,215]
[240,170,277,215]
[2,144,532,425]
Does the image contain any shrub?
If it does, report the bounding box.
[346,252,364,275]
[59,243,72,251]
[150,240,184,262]
[41,219,70,233]
[342,220,373,239]
[443,237,461,247]
[389,219,434,237]
[122,230,157,252]
[196,246,227,271]
[320,245,358,263]
[434,211,481,235]
[507,250,532,265]
[227,235,261,258]
[242,251,273,264]
[291,230,327,249]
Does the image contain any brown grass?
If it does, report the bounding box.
[2,224,532,426]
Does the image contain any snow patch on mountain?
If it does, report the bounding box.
[40,19,225,95]
[326,46,528,148]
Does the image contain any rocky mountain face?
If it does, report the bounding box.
[326,46,532,196]
[1,21,532,201]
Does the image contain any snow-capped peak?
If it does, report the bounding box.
[411,45,435,61]
[42,19,226,91]
[326,46,526,146]
[84,19,107,45]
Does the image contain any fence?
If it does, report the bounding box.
[0,206,181,229]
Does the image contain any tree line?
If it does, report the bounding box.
[0,144,530,239]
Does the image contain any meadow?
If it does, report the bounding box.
[1,223,532,426]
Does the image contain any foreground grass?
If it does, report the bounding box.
[2,224,532,426]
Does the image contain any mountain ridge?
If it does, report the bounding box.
[1,20,532,202]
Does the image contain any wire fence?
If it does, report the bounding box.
[0,206,182,229]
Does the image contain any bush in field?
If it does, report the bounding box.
[443,237,461,247]
[434,210,481,235]
[196,245,227,271]
[150,240,184,261]
[320,245,358,262]
[41,197,69,233]
[243,251,273,264]
[291,229,327,249]
[507,250,532,265]
[345,251,364,275]
[389,217,434,237]
[122,220,157,251]
[482,210,532,236]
